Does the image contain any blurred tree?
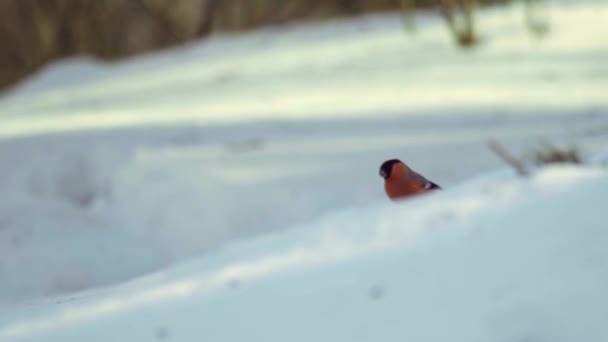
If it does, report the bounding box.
[400,0,418,32]
[195,0,219,37]
[0,0,518,92]
[524,0,550,38]
[435,0,478,47]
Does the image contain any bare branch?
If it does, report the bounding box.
[435,0,458,33]
[195,0,219,38]
[400,0,417,31]
[488,140,529,176]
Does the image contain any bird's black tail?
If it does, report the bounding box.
[429,182,441,190]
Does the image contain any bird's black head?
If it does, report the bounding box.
[379,159,401,179]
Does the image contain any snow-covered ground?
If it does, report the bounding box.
[0,0,607,340]
[1,166,608,342]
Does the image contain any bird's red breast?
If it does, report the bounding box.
[384,177,431,200]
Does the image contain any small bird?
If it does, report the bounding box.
[379,159,441,201]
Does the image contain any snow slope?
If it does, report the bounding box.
[0,0,607,310]
[0,166,607,342]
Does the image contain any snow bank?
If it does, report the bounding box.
[1,112,605,305]
[0,165,606,342]
[0,0,607,305]
[0,198,164,303]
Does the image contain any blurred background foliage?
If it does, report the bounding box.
[1,0,535,92]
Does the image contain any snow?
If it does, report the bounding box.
[1,113,605,305]
[0,0,607,340]
[1,166,608,342]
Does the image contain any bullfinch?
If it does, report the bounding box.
[379,159,441,201]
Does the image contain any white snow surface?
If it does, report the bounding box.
[0,166,608,342]
[0,0,607,339]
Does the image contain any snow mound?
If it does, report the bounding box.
[0,137,164,304]
[0,197,165,305]
[0,165,606,342]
